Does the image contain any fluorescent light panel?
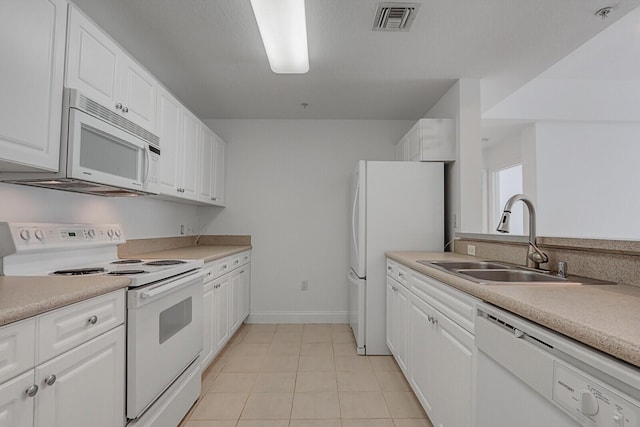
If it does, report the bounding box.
[250,0,309,74]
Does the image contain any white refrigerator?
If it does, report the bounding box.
[349,160,444,355]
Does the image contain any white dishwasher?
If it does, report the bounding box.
[475,302,640,427]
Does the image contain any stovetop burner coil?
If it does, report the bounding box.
[144,260,187,266]
[52,267,107,276]
[107,270,148,275]
[111,259,143,265]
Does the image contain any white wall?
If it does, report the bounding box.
[426,79,483,240]
[201,119,410,323]
[0,182,201,239]
[535,122,640,239]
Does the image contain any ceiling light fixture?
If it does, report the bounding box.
[250,0,309,74]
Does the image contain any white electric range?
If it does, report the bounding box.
[0,222,204,427]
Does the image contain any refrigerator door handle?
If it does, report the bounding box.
[351,180,360,266]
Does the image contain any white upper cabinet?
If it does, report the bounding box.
[157,86,182,194]
[213,135,227,206]
[178,110,200,201]
[0,0,67,172]
[198,126,215,203]
[395,119,455,162]
[66,6,157,132]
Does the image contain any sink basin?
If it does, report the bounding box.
[417,259,615,285]
[420,260,511,270]
[458,269,569,284]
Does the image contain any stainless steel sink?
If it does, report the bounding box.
[420,260,511,270]
[418,259,614,285]
[458,269,569,284]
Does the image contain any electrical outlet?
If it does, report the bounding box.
[453,214,457,229]
[301,280,309,291]
[180,224,185,235]
[467,244,476,256]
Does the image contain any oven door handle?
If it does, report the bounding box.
[139,271,202,300]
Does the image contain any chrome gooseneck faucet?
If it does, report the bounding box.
[496,194,548,269]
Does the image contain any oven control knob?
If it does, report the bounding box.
[107,229,114,237]
[19,229,31,241]
[580,390,599,416]
[87,229,96,238]
[114,229,121,237]
[34,230,45,240]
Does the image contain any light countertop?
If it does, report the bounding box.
[0,276,130,327]
[127,245,252,263]
[386,251,640,369]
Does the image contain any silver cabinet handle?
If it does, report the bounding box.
[211,197,217,201]
[88,315,98,325]
[398,272,405,278]
[26,385,38,397]
[115,103,123,110]
[122,106,129,113]
[45,375,56,386]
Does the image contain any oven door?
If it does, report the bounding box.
[127,270,204,419]
[67,108,150,193]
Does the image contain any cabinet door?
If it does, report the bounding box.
[201,282,215,369]
[407,295,437,417]
[66,6,120,109]
[229,269,241,333]
[0,370,35,427]
[179,110,200,200]
[212,135,226,206]
[120,56,157,132]
[213,277,230,353]
[241,264,251,320]
[157,86,182,195]
[35,326,125,427]
[385,278,396,355]
[198,126,215,203]
[0,0,66,172]
[395,284,409,374]
[431,308,474,427]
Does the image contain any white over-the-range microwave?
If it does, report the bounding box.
[2,88,160,196]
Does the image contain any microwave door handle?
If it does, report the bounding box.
[144,148,150,184]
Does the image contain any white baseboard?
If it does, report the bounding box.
[247,311,349,324]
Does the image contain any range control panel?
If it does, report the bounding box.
[0,222,125,254]
[553,362,640,426]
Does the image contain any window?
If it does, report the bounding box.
[492,164,524,234]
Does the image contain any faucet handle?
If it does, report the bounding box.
[557,261,568,278]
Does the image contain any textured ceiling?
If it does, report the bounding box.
[71,0,640,119]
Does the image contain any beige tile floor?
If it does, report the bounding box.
[180,323,434,427]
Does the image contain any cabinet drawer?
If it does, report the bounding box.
[202,264,216,284]
[0,318,35,384]
[386,259,410,286]
[411,271,479,334]
[230,251,251,269]
[216,259,231,276]
[37,290,125,364]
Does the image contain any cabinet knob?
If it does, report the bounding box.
[44,375,57,386]
[240,270,245,274]
[115,103,123,110]
[26,385,38,397]
[211,197,217,201]
[122,106,129,113]
[88,315,98,325]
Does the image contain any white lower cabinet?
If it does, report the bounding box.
[35,326,125,427]
[0,290,125,427]
[201,251,251,370]
[387,259,477,427]
[0,371,34,427]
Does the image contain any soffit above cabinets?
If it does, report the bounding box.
[70,0,640,119]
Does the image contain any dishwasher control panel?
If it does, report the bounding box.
[553,362,640,426]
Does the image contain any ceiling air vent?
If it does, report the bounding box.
[372,2,421,31]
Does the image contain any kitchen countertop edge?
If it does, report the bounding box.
[386,251,640,369]
[0,276,130,327]
[125,245,252,263]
